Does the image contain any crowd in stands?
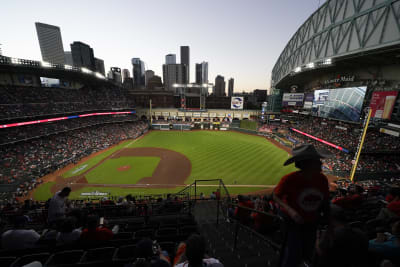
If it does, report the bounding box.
[0,115,138,145]
[0,85,135,120]
[262,115,400,174]
[0,121,148,192]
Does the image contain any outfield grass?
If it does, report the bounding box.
[126,131,296,185]
[34,131,297,200]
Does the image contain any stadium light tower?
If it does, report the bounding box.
[173,83,213,110]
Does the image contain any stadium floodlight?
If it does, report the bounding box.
[95,72,105,79]
[64,65,73,70]
[40,61,52,68]
[294,67,301,73]
[307,62,315,69]
[323,58,332,65]
[81,67,92,74]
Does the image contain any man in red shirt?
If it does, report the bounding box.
[273,144,331,267]
[80,215,118,241]
[234,195,254,225]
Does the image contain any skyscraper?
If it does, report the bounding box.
[163,64,183,91]
[122,69,131,82]
[165,54,176,65]
[145,70,155,87]
[195,62,208,84]
[70,41,95,70]
[180,46,190,83]
[132,58,145,89]
[64,52,73,66]
[228,78,234,97]
[35,22,65,64]
[94,58,105,75]
[214,75,226,96]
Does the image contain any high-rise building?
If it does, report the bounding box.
[108,67,122,83]
[94,58,105,75]
[214,75,226,96]
[165,54,176,65]
[64,52,73,66]
[195,62,208,84]
[122,69,131,82]
[163,64,183,91]
[180,46,190,83]
[147,75,163,90]
[228,78,234,97]
[35,22,65,64]
[70,41,95,70]
[145,70,155,87]
[132,58,145,89]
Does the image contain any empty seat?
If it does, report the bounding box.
[113,232,133,240]
[11,253,50,267]
[44,250,84,267]
[155,228,178,242]
[80,247,116,265]
[113,244,136,263]
[134,229,154,240]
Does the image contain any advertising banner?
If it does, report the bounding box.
[201,113,209,117]
[178,112,185,117]
[369,91,398,119]
[231,97,244,109]
[162,112,169,116]
[234,113,241,118]
[209,113,217,117]
[282,93,304,106]
[193,112,201,117]
[303,93,314,109]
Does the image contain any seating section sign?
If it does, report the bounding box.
[369,91,398,119]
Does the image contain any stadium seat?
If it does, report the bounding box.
[44,250,84,267]
[79,247,116,265]
[113,232,133,240]
[10,253,50,267]
[179,225,198,239]
[134,229,154,240]
[113,244,137,264]
[155,227,178,242]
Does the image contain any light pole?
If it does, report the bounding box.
[173,83,213,110]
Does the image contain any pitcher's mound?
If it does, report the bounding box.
[117,165,131,171]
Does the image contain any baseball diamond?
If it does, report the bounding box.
[32,130,298,200]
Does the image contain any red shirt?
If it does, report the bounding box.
[234,200,254,224]
[332,194,363,209]
[388,200,400,216]
[274,171,329,223]
[80,227,114,241]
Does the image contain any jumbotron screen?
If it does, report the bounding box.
[312,86,367,122]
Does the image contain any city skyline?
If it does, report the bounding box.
[0,0,323,92]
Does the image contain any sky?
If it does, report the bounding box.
[0,0,324,93]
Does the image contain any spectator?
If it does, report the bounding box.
[273,144,331,267]
[127,238,170,267]
[80,215,118,241]
[332,184,364,209]
[315,205,368,267]
[56,217,82,245]
[1,216,40,250]
[369,220,400,262]
[234,195,254,225]
[175,234,223,267]
[48,187,71,224]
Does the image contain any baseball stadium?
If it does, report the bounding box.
[1,0,400,267]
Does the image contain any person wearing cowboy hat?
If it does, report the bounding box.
[273,143,332,267]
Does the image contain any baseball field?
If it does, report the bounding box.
[33,130,297,201]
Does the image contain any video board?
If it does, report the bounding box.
[312,87,367,122]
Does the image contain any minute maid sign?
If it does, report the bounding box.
[231,97,244,110]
